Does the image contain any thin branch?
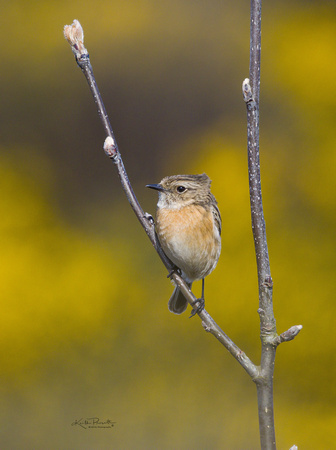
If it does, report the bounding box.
[243,1,302,449]
[244,1,277,448]
[63,19,259,380]
[64,14,304,449]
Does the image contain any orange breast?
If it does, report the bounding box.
[156,204,220,281]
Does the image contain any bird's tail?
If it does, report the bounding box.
[168,283,192,314]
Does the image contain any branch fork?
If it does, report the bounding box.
[64,15,301,449]
[63,21,261,380]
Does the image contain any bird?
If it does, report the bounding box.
[146,173,221,315]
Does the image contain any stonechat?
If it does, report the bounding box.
[147,173,221,315]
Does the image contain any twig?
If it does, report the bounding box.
[63,19,259,380]
[243,1,302,449]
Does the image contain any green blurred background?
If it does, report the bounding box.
[1,0,336,448]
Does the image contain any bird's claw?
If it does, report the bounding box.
[167,267,182,279]
[144,212,154,224]
[189,298,205,318]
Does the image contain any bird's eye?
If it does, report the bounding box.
[177,186,186,193]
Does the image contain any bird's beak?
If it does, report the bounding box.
[146,183,165,192]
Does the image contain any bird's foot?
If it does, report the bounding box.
[144,212,154,224]
[167,266,182,279]
[189,298,205,318]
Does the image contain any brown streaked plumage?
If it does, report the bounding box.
[146,173,221,315]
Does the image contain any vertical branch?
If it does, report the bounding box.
[243,1,302,447]
[247,1,273,315]
[243,1,277,449]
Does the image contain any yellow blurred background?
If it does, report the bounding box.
[1,1,336,448]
